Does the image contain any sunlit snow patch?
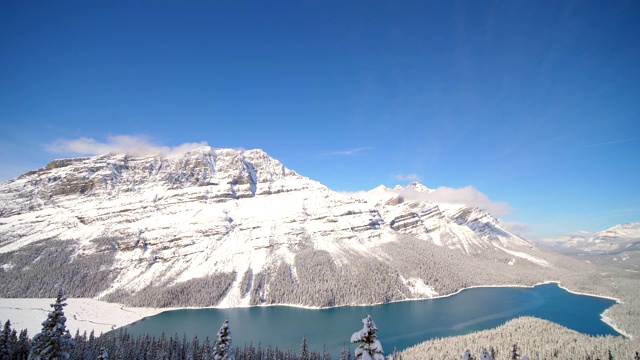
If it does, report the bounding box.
[400,276,438,297]
[494,244,551,267]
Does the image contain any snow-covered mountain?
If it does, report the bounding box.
[540,222,640,255]
[359,183,536,253]
[0,147,555,307]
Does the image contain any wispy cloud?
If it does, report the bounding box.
[557,137,640,152]
[503,221,534,239]
[44,135,209,157]
[396,185,512,217]
[393,173,421,182]
[321,147,371,156]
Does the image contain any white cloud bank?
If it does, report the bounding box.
[45,135,209,157]
[396,185,512,217]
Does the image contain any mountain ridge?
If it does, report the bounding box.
[1,147,561,308]
[540,222,640,255]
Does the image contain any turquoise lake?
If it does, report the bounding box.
[120,283,620,355]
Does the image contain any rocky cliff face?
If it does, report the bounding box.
[0,147,554,307]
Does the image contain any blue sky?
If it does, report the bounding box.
[1,1,639,239]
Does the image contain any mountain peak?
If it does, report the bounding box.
[370,184,393,192]
[393,182,433,193]
[406,182,432,192]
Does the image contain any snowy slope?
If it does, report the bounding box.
[0,147,552,307]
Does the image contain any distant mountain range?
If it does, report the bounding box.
[540,222,640,255]
[0,147,567,308]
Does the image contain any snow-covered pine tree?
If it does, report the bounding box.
[200,337,212,360]
[28,290,75,360]
[15,329,30,360]
[463,349,473,360]
[96,347,108,360]
[320,345,327,360]
[480,348,493,360]
[8,330,17,356]
[157,332,167,360]
[340,342,350,360]
[350,315,384,360]
[391,346,402,360]
[266,345,274,360]
[299,337,309,360]
[0,319,14,360]
[510,343,519,360]
[212,318,234,360]
[187,334,199,360]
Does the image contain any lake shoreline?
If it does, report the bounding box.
[213,280,628,338]
[0,281,626,339]
[120,283,622,355]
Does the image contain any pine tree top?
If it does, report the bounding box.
[351,315,384,360]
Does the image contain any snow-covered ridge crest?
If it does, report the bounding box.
[0,147,551,308]
[3,147,315,211]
